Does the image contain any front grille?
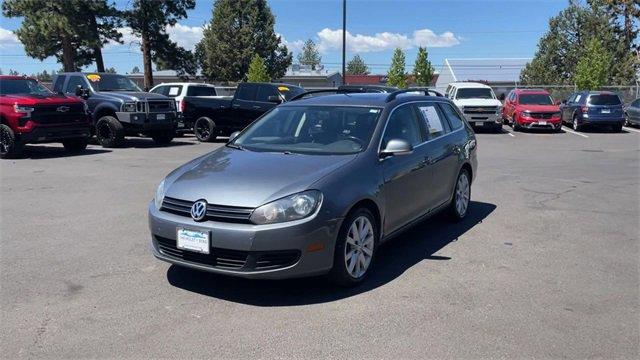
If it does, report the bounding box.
[463,106,498,114]
[31,104,86,124]
[529,112,555,119]
[161,197,254,223]
[155,236,300,271]
[147,100,174,113]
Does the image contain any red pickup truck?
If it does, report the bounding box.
[0,75,91,158]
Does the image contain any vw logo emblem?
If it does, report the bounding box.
[56,106,70,113]
[190,199,207,221]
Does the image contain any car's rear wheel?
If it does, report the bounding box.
[194,117,217,142]
[572,115,582,131]
[62,137,89,153]
[0,124,23,159]
[512,116,520,131]
[329,208,378,287]
[448,168,471,221]
[96,116,124,148]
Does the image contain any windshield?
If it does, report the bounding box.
[0,79,52,96]
[519,94,553,105]
[232,106,381,155]
[588,94,621,106]
[456,88,495,99]
[85,73,141,92]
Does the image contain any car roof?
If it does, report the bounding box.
[282,92,445,107]
[153,83,216,87]
[450,82,492,89]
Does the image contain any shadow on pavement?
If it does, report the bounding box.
[117,138,197,149]
[16,146,111,160]
[167,201,496,306]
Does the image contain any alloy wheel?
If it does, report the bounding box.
[0,131,9,155]
[344,216,374,278]
[455,172,470,217]
[196,120,210,139]
[573,117,579,131]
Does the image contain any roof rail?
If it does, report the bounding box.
[385,87,444,102]
[289,88,353,101]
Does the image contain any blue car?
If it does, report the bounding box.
[560,91,625,132]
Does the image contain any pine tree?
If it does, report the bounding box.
[387,48,406,88]
[346,55,369,75]
[131,66,141,74]
[124,0,196,89]
[574,38,611,90]
[413,47,434,86]
[198,0,292,82]
[246,55,270,82]
[298,39,322,69]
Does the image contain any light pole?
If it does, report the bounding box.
[342,0,346,85]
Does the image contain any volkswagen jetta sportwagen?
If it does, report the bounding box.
[149,89,477,286]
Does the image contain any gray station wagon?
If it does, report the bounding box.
[148,89,478,286]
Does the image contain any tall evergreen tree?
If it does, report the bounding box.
[413,47,434,86]
[574,38,611,90]
[387,48,406,88]
[198,0,292,82]
[346,55,369,75]
[78,0,122,73]
[124,0,196,88]
[246,54,270,82]
[298,39,322,69]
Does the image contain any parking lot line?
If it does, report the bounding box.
[506,131,515,137]
[562,126,589,138]
[623,126,640,134]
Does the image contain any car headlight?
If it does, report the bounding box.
[521,111,530,118]
[13,104,34,117]
[154,179,166,209]
[250,190,322,225]
[122,102,137,112]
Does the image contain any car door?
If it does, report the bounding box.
[414,102,457,208]
[630,99,640,122]
[254,85,279,117]
[380,103,430,234]
[561,93,577,123]
[232,84,259,129]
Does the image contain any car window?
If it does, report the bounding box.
[415,103,450,139]
[65,76,87,94]
[519,94,553,105]
[53,76,65,93]
[574,94,582,104]
[167,86,183,97]
[438,102,465,130]
[150,85,167,96]
[456,88,495,99]
[588,94,621,106]
[383,104,423,147]
[0,78,52,95]
[186,86,216,97]
[256,85,279,102]
[236,84,258,101]
[278,85,305,101]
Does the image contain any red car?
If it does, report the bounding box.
[502,89,562,132]
[0,75,91,158]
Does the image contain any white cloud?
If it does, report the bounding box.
[0,27,21,48]
[314,27,460,53]
[277,33,304,52]
[108,24,203,52]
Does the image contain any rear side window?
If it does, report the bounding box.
[186,86,216,97]
[64,76,87,94]
[256,85,279,102]
[588,94,621,106]
[53,76,65,93]
[438,102,465,130]
[150,85,168,96]
[415,103,450,139]
[383,104,423,147]
[279,85,305,101]
[236,84,258,101]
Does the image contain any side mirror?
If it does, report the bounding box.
[75,85,90,99]
[267,95,282,104]
[380,139,413,158]
[228,131,241,142]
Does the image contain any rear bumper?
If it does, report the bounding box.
[17,123,91,144]
[578,116,625,126]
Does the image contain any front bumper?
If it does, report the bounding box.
[116,111,177,131]
[464,113,501,127]
[517,117,561,129]
[148,202,342,279]
[17,123,91,144]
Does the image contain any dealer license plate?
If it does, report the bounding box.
[177,228,210,254]
[157,114,166,120]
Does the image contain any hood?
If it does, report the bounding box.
[517,104,560,112]
[164,147,358,208]
[454,98,503,107]
[1,93,83,105]
[93,91,169,102]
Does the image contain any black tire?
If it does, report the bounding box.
[151,131,175,146]
[512,117,521,131]
[572,115,582,132]
[62,137,89,153]
[95,116,124,148]
[448,168,471,222]
[194,117,217,142]
[0,124,23,159]
[329,207,379,287]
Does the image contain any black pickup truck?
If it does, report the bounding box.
[182,82,304,141]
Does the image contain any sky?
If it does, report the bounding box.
[0,0,568,76]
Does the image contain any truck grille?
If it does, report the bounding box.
[463,106,498,114]
[30,103,87,124]
[155,236,300,271]
[161,197,254,223]
[146,100,174,113]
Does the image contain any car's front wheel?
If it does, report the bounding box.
[0,124,23,159]
[329,208,378,287]
[572,115,583,131]
[194,117,217,142]
[96,116,124,148]
[448,168,471,221]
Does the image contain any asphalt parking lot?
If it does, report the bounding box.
[1,125,639,359]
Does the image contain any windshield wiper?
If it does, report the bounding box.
[226,143,245,151]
